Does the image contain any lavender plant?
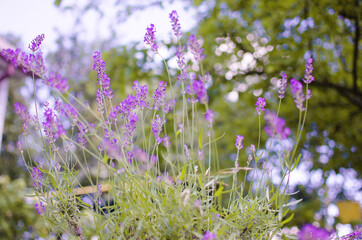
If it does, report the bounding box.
[2,11,316,239]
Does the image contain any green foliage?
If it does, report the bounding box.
[0,176,46,239]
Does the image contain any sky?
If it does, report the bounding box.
[0,0,197,52]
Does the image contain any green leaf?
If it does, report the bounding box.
[291,154,301,171]
[176,130,180,137]
[179,167,186,181]
[198,175,203,187]
[79,199,93,208]
[215,183,224,197]
[283,198,303,207]
[54,0,62,6]
[281,213,294,225]
[198,128,203,149]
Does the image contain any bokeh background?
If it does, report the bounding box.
[0,0,360,238]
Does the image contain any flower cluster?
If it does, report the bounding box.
[205,109,214,126]
[191,78,208,104]
[169,10,181,39]
[144,24,158,53]
[290,79,306,111]
[151,114,165,144]
[278,73,288,99]
[264,110,291,140]
[255,97,266,115]
[303,58,314,84]
[297,224,331,240]
[235,135,244,150]
[43,72,69,93]
[202,231,217,240]
[42,103,65,144]
[153,81,167,110]
[28,34,45,52]
[1,34,71,93]
[188,35,206,62]
[34,201,46,215]
[93,51,113,101]
[176,45,188,82]
[340,225,361,240]
[31,166,42,191]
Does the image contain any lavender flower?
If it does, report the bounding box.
[95,184,102,206]
[184,144,191,160]
[192,79,208,104]
[122,112,138,147]
[278,73,288,99]
[205,109,214,126]
[162,99,177,114]
[188,35,206,62]
[176,45,188,82]
[306,89,312,99]
[163,135,171,148]
[144,24,158,53]
[132,81,149,109]
[298,224,331,240]
[255,97,266,115]
[264,110,291,140]
[169,10,181,39]
[34,201,46,215]
[119,94,137,119]
[1,48,47,77]
[109,106,120,123]
[43,72,69,93]
[29,34,45,52]
[151,115,165,145]
[153,81,167,110]
[341,225,361,240]
[77,122,87,148]
[202,231,217,240]
[93,51,113,99]
[290,78,305,111]
[303,58,314,84]
[14,103,32,135]
[29,51,47,77]
[42,104,65,144]
[235,135,244,150]
[32,166,42,190]
[1,48,21,68]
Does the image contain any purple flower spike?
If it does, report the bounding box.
[188,35,206,62]
[192,79,208,104]
[235,135,244,150]
[298,223,331,240]
[169,10,181,39]
[43,72,69,93]
[290,79,306,111]
[32,166,42,191]
[340,225,361,240]
[264,110,291,140]
[151,115,165,145]
[144,24,158,53]
[303,58,314,84]
[95,184,102,205]
[93,51,113,100]
[176,45,188,82]
[153,81,167,110]
[202,231,217,240]
[278,73,288,99]
[34,201,46,215]
[255,97,266,115]
[29,34,45,52]
[205,109,214,125]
